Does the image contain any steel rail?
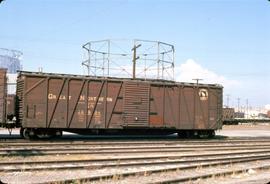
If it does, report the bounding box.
[2,145,270,155]
[151,165,270,184]
[44,156,270,184]
[2,143,270,151]
[1,138,270,146]
[2,147,270,157]
[2,149,270,166]
[1,153,270,173]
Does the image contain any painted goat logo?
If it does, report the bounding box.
[199,89,208,101]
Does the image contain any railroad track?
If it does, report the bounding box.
[1,151,270,172]
[2,142,270,150]
[1,138,270,183]
[149,164,270,184]
[0,138,270,147]
[50,160,270,184]
[0,144,270,153]
[1,137,270,144]
[2,138,270,154]
[4,153,268,184]
[2,145,270,156]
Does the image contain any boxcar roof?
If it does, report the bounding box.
[18,71,223,89]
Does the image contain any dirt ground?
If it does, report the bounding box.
[217,124,270,137]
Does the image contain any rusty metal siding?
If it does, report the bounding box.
[194,87,209,129]
[86,81,106,129]
[149,86,164,127]
[105,82,123,128]
[6,94,15,116]
[19,72,125,129]
[123,81,150,127]
[208,88,223,129]
[163,86,178,128]
[180,87,195,129]
[24,76,47,128]
[149,84,223,130]
[0,69,7,124]
[18,71,223,131]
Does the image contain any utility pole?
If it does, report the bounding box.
[246,99,249,118]
[192,78,203,85]
[237,97,240,112]
[132,44,141,79]
[38,67,43,72]
[226,94,230,108]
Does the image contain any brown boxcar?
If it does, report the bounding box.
[17,71,223,138]
[0,68,7,126]
[6,94,16,120]
[222,108,235,121]
[222,107,236,125]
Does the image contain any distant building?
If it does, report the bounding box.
[235,112,244,118]
[258,113,269,119]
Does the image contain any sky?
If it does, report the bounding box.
[0,0,270,110]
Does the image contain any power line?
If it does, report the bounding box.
[0,35,81,46]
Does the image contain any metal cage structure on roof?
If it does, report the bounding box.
[0,48,22,74]
[82,39,175,81]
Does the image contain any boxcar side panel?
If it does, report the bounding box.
[105,81,123,128]
[149,86,164,127]
[23,76,47,128]
[47,78,67,128]
[0,69,7,124]
[6,94,16,117]
[19,72,223,132]
[164,86,179,128]
[21,74,126,130]
[179,86,195,129]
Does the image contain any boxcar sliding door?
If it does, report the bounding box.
[123,81,150,127]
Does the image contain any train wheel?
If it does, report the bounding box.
[22,128,37,139]
[36,132,49,139]
[178,131,195,138]
[207,130,215,138]
[22,128,30,139]
[185,131,195,138]
[177,132,186,138]
[36,130,52,139]
[20,128,24,138]
[55,130,63,138]
[177,131,189,138]
[197,131,210,139]
[35,130,62,139]
[196,131,202,139]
